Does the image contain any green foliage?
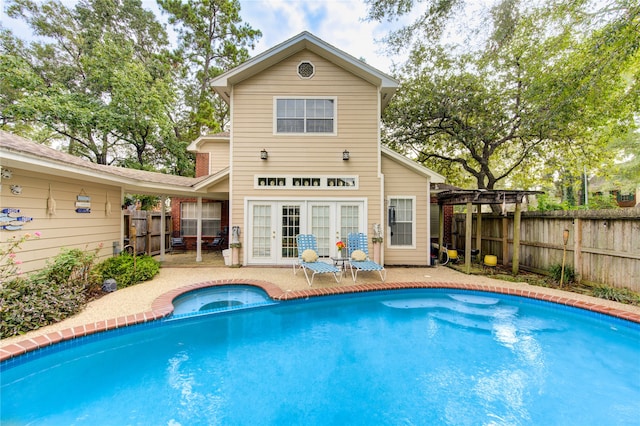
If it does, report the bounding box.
[549,263,576,285]
[157,0,262,139]
[587,194,619,210]
[2,0,193,175]
[533,193,568,212]
[0,231,40,284]
[33,247,100,288]
[94,253,160,289]
[591,285,640,306]
[1,276,87,336]
[373,0,639,193]
[0,243,102,337]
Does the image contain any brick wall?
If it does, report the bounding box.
[195,153,209,178]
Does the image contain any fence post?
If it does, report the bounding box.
[512,203,521,275]
[574,218,582,282]
[476,206,482,261]
[502,217,509,266]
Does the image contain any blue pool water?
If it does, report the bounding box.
[171,285,275,317]
[2,289,639,425]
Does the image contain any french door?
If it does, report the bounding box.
[247,200,364,265]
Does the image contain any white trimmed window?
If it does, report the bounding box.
[388,197,415,247]
[180,202,222,236]
[275,98,336,134]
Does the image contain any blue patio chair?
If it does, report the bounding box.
[294,234,342,286]
[204,232,227,253]
[347,232,386,282]
[170,233,187,254]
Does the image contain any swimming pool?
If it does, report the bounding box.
[2,289,639,424]
[170,284,276,317]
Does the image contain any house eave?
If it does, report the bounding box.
[186,132,230,152]
[381,146,446,183]
[211,31,399,108]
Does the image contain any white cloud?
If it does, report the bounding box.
[239,0,404,74]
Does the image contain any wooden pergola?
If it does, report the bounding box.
[436,189,543,274]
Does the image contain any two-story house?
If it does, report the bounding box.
[179,32,445,266]
[1,32,445,275]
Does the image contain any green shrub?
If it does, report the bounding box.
[95,254,160,288]
[591,285,640,305]
[1,276,87,336]
[33,247,100,288]
[549,263,576,285]
[0,245,101,337]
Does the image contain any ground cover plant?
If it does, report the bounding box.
[449,262,640,307]
[0,235,160,337]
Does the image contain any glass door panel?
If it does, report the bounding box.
[280,204,300,260]
[310,205,331,258]
[251,204,272,260]
[339,204,360,247]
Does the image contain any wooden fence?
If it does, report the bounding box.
[123,210,171,255]
[452,209,640,291]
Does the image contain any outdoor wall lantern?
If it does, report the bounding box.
[343,149,350,160]
[260,149,268,160]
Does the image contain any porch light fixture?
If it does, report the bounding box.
[260,149,268,160]
[343,149,350,160]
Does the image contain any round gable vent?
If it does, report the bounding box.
[297,61,315,79]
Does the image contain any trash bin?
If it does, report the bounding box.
[222,249,231,266]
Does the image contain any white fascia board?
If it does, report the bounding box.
[187,134,230,152]
[211,32,399,104]
[193,167,230,190]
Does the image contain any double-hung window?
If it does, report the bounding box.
[180,202,222,236]
[275,98,335,134]
[388,197,415,247]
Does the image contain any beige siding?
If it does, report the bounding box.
[382,156,430,266]
[230,50,384,254]
[199,140,230,174]
[1,167,121,275]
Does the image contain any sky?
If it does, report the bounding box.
[1,0,420,75]
[232,0,411,74]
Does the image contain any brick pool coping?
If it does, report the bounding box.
[2,279,640,362]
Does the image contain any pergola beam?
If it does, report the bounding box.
[436,189,543,275]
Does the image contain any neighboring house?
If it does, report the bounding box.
[589,176,639,208]
[182,31,445,266]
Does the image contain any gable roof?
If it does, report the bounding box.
[0,131,228,197]
[186,131,230,152]
[211,31,399,109]
[381,146,446,183]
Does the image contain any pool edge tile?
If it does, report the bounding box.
[2,279,639,363]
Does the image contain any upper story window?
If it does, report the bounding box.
[275,97,336,134]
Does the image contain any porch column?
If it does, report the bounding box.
[196,196,202,262]
[159,195,166,261]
